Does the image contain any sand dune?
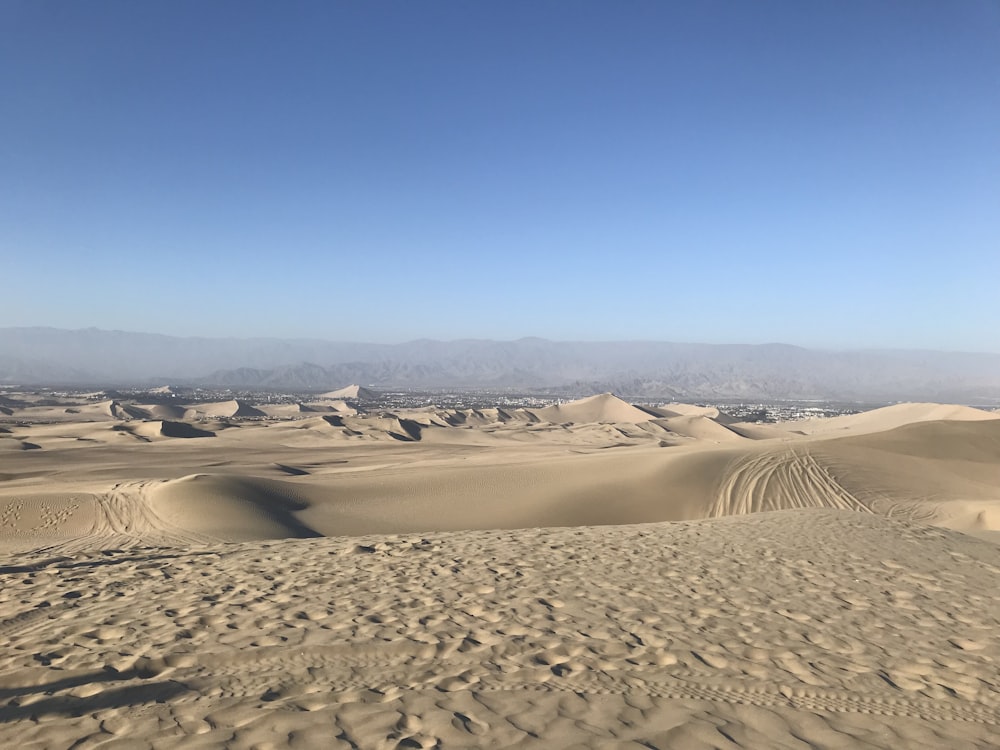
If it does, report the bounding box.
[320,384,377,400]
[256,402,354,418]
[436,407,537,428]
[11,399,125,422]
[653,414,746,442]
[530,392,657,424]
[85,399,120,418]
[0,438,40,451]
[2,392,1000,746]
[776,401,998,436]
[189,399,267,418]
[149,474,321,541]
[139,403,190,420]
[256,403,318,418]
[108,401,148,420]
[130,420,216,440]
[645,402,738,423]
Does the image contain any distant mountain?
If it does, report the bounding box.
[1,327,999,402]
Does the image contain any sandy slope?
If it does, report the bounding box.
[770,402,1000,437]
[2,394,1000,746]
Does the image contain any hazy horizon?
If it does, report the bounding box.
[3,3,998,351]
[5,323,1000,355]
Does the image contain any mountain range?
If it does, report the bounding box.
[2,327,999,402]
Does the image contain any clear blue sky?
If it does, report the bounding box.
[2,1,998,350]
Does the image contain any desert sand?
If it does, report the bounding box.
[1,391,999,748]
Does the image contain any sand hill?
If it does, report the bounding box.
[320,384,377,400]
[530,392,657,424]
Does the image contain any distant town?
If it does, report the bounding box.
[0,382,931,424]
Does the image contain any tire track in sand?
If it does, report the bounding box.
[34,481,219,553]
[711,447,870,518]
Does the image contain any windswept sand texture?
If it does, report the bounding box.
[1,392,1000,747]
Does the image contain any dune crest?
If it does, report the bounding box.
[149,474,320,541]
[530,392,657,424]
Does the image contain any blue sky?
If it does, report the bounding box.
[2,1,998,350]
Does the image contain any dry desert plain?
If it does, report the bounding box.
[1,390,1000,749]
